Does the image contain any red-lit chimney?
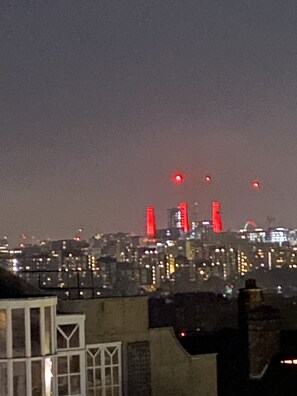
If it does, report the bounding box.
[146,206,156,237]
[212,201,222,233]
[178,202,190,233]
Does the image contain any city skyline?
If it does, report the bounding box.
[0,201,295,249]
[2,1,297,242]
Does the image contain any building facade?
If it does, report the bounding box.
[0,296,57,395]
[0,282,217,396]
[59,296,218,396]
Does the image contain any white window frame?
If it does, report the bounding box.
[0,297,57,396]
[86,342,122,396]
[56,314,86,396]
[56,315,85,351]
[56,351,85,396]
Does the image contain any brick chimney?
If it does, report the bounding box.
[238,279,281,379]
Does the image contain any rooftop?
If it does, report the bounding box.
[0,268,47,298]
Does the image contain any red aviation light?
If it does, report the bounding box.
[252,180,260,190]
[173,172,184,184]
[178,202,190,233]
[205,175,211,183]
[212,201,222,233]
[146,206,156,238]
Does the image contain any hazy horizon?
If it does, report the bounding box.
[1,1,297,244]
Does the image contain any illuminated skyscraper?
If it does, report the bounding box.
[212,201,222,233]
[178,202,190,233]
[146,206,156,237]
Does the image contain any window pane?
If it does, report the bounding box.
[113,387,120,396]
[57,324,79,349]
[58,356,68,375]
[105,350,111,365]
[112,350,119,365]
[13,361,26,396]
[108,346,117,355]
[69,328,79,348]
[58,324,76,337]
[44,307,52,355]
[0,362,7,395]
[32,360,42,396]
[70,375,81,394]
[12,309,25,357]
[31,308,41,356]
[58,376,68,395]
[0,310,7,358]
[87,351,94,366]
[70,355,80,373]
[95,350,101,366]
[113,366,119,385]
[95,368,102,386]
[87,368,94,387]
[105,388,112,396]
[87,348,101,366]
[105,367,112,386]
[57,328,67,349]
[88,348,98,356]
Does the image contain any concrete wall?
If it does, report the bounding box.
[58,296,217,396]
[150,327,217,396]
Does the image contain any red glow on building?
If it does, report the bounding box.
[173,172,184,184]
[178,202,190,233]
[212,201,222,233]
[146,206,156,238]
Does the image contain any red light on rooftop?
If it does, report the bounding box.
[205,175,211,183]
[180,331,187,337]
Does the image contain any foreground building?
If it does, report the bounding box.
[0,295,56,395]
[0,269,218,395]
[58,296,217,396]
[0,269,57,395]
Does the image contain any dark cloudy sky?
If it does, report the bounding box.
[1,0,297,243]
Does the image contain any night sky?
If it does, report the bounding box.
[1,0,297,243]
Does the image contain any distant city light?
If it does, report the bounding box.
[281,359,297,365]
[205,175,211,182]
[173,172,184,184]
[252,180,260,190]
